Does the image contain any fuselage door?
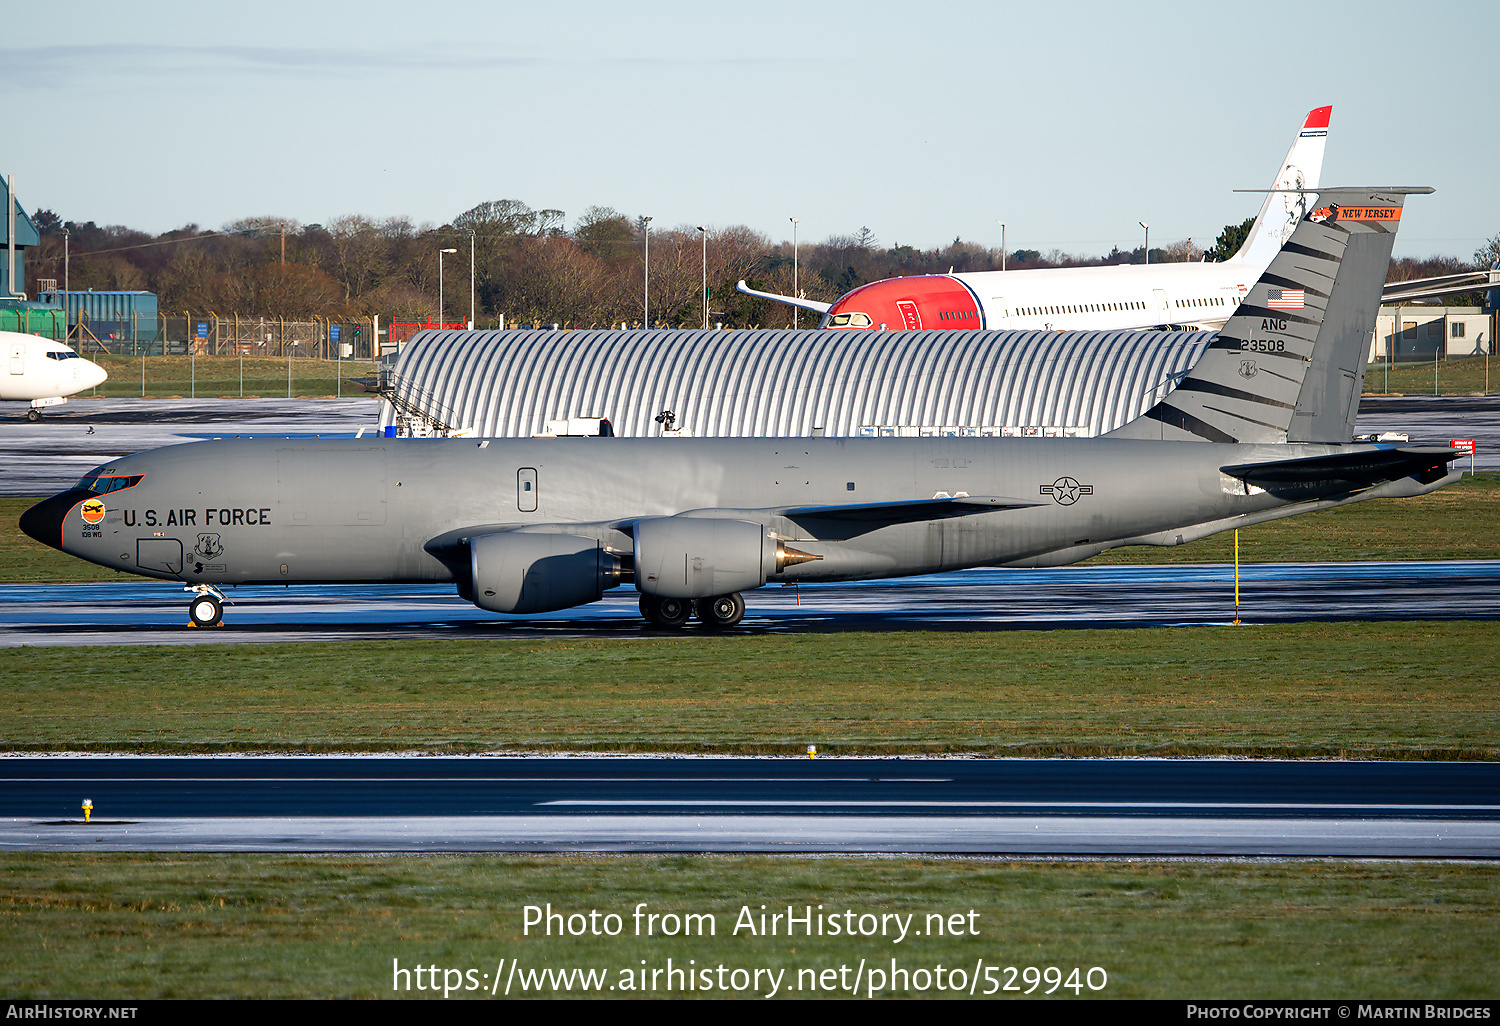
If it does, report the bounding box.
[1151,289,1170,321]
[518,467,538,512]
[9,343,23,375]
[989,297,1006,329]
[895,300,922,330]
[137,538,183,576]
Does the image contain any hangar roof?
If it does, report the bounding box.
[379,328,1213,438]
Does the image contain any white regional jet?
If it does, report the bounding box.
[1,331,107,420]
[740,106,1332,333]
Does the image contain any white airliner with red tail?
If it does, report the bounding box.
[739,106,1332,333]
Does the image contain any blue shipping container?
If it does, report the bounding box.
[35,290,160,329]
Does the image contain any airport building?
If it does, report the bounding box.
[1,174,39,303]
[376,328,1212,439]
[1373,306,1496,362]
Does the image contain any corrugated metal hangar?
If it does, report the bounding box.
[377,328,1212,438]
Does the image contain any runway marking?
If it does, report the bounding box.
[0,776,930,783]
[541,799,1500,811]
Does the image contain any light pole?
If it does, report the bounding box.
[62,228,70,342]
[1139,221,1150,266]
[642,216,652,328]
[996,220,1005,272]
[467,229,476,329]
[438,248,457,329]
[696,226,708,330]
[789,217,800,328]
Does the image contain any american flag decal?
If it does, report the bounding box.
[1267,288,1304,310]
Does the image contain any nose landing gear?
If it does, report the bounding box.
[186,584,226,628]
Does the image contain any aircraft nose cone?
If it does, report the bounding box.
[86,360,108,388]
[19,490,88,551]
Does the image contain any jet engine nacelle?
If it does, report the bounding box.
[470,531,621,614]
[633,517,777,598]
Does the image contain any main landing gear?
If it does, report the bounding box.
[186,584,226,628]
[638,592,746,630]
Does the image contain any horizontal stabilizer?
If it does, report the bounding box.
[782,495,1038,523]
[1221,445,1460,497]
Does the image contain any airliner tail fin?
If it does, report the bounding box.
[1228,105,1331,266]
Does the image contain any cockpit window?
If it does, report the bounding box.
[76,473,144,494]
[45,350,81,361]
[828,312,873,328]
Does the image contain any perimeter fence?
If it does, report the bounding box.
[67,314,380,360]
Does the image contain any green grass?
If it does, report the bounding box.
[1,498,143,583]
[6,475,1498,585]
[2,854,1496,999]
[1087,471,1500,564]
[1365,355,1498,396]
[6,624,1498,757]
[84,354,377,398]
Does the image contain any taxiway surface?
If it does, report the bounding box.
[4,756,1495,856]
[3,560,1498,645]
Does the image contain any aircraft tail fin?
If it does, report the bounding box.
[1109,187,1430,444]
[1227,106,1330,266]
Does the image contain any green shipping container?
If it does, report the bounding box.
[0,305,68,339]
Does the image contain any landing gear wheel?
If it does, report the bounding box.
[700,592,745,629]
[640,594,693,628]
[26,409,42,423]
[189,593,222,628]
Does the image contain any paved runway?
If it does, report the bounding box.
[8,399,1496,859]
[3,560,1498,645]
[2,394,1495,497]
[4,756,1495,856]
[1357,395,1499,471]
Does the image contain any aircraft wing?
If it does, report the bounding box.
[735,280,833,315]
[1381,266,1500,305]
[1221,445,1460,497]
[780,495,1040,523]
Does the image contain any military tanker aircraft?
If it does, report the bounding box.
[22,187,1458,629]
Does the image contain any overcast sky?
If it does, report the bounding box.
[6,0,1496,260]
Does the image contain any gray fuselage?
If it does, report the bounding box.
[39,434,1396,590]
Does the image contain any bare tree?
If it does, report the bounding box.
[327,215,389,302]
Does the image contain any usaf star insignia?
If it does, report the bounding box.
[1040,476,1093,505]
